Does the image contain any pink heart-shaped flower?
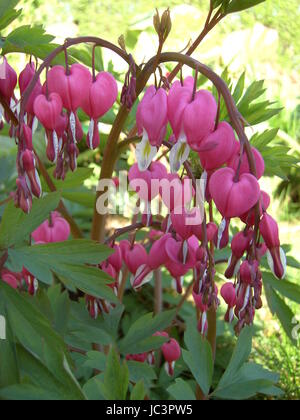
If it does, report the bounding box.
[209,167,260,218]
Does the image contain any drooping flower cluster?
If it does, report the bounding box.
[0,55,286,337]
[126,331,181,376]
[0,57,118,213]
[89,75,286,336]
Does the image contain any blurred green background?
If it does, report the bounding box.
[2,0,300,398]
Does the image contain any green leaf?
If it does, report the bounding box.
[83,375,105,400]
[264,283,297,345]
[2,25,55,55]
[216,326,253,391]
[251,128,279,150]
[167,378,196,401]
[99,348,129,400]
[0,7,22,31]
[58,264,118,303]
[0,283,85,399]
[212,0,223,10]
[102,304,124,339]
[0,281,67,360]
[213,362,280,400]
[286,255,300,269]
[0,192,61,248]
[238,80,265,111]
[0,298,19,388]
[68,44,104,72]
[7,241,117,303]
[232,72,245,103]
[0,0,20,19]
[47,285,70,336]
[119,310,175,354]
[83,351,107,371]
[62,191,95,208]
[182,321,213,396]
[131,380,145,401]
[226,0,266,14]
[0,383,62,400]
[10,240,112,269]
[262,270,300,304]
[127,361,157,387]
[15,345,85,400]
[41,167,94,192]
[69,323,113,346]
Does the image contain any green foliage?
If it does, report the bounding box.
[212,327,282,399]
[119,310,175,354]
[130,380,146,401]
[225,0,266,14]
[99,348,129,400]
[183,320,213,396]
[214,70,299,180]
[264,282,297,345]
[0,7,22,32]
[0,193,61,248]
[0,1,20,21]
[1,25,54,55]
[167,378,196,401]
[0,282,86,400]
[252,328,300,400]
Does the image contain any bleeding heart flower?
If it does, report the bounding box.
[34,93,63,131]
[108,244,123,273]
[198,121,236,171]
[15,175,32,214]
[193,221,218,243]
[209,167,261,218]
[33,93,65,163]
[168,79,193,139]
[135,86,168,170]
[1,270,21,289]
[171,206,203,240]
[67,143,79,172]
[131,234,171,290]
[159,174,194,212]
[183,90,217,151]
[82,71,118,149]
[20,148,42,198]
[221,282,237,307]
[161,338,181,376]
[225,229,253,278]
[47,64,92,111]
[239,260,259,285]
[240,191,270,226]
[22,268,38,296]
[228,144,265,180]
[167,80,193,172]
[259,213,286,279]
[137,86,168,147]
[19,63,42,123]
[221,282,237,323]
[47,64,92,142]
[124,243,148,276]
[0,57,17,102]
[213,218,230,249]
[126,353,148,363]
[129,162,167,224]
[32,212,70,243]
